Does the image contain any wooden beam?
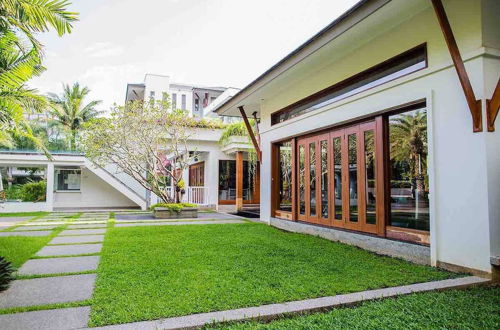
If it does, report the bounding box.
[239,106,262,163]
[431,0,482,132]
[487,79,500,132]
[235,151,244,211]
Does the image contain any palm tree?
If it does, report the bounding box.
[48,83,102,150]
[0,29,47,149]
[0,0,78,150]
[390,110,428,197]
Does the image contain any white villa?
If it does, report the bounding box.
[125,74,259,213]
[215,0,499,276]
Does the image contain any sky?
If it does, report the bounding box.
[29,0,360,112]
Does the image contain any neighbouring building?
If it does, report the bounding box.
[215,0,499,276]
[125,74,228,119]
[0,151,146,212]
[124,75,258,213]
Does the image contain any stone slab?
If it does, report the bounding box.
[17,256,100,275]
[36,244,103,256]
[0,306,90,330]
[13,225,57,231]
[91,276,490,330]
[0,274,96,308]
[49,235,104,244]
[60,229,106,236]
[0,231,52,237]
[115,220,246,227]
[67,223,107,229]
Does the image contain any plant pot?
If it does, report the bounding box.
[153,207,198,219]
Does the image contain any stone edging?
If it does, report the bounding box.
[90,276,490,330]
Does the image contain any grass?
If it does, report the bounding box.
[213,286,500,329]
[0,211,48,218]
[0,236,52,268]
[89,222,455,327]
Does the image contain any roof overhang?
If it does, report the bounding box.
[215,0,430,118]
[125,83,145,103]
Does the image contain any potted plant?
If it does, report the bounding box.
[151,202,198,219]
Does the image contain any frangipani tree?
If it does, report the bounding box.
[82,100,219,203]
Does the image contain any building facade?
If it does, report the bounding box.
[215,0,499,275]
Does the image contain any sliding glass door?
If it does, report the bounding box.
[296,121,379,233]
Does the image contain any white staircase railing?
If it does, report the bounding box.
[186,186,209,205]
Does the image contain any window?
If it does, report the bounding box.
[181,94,187,110]
[149,91,155,105]
[388,108,429,231]
[271,44,427,125]
[172,93,177,110]
[218,160,236,201]
[276,141,293,212]
[55,168,81,191]
[194,98,199,112]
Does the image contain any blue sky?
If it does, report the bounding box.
[29,0,359,111]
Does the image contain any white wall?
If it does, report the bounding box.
[256,0,498,273]
[53,168,138,209]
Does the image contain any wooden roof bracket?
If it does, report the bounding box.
[239,106,262,163]
[431,0,482,132]
[486,79,500,132]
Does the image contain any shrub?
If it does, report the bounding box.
[4,184,23,200]
[20,181,46,202]
[150,202,196,212]
[0,257,14,292]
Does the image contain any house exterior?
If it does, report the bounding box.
[0,151,146,212]
[215,0,499,276]
[125,74,227,119]
[124,75,258,212]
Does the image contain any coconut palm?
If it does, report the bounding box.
[0,29,47,149]
[48,83,102,150]
[390,110,428,195]
[0,0,78,149]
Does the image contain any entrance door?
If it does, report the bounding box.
[296,120,379,234]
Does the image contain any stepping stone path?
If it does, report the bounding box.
[0,212,111,328]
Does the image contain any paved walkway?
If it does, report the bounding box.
[0,212,110,329]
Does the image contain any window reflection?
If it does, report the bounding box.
[348,134,358,222]
[309,142,316,217]
[320,140,328,218]
[389,109,429,231]
[277,141,292,212]
[364,130,376,224]
[299,145,305,215]
[333,137,342,220]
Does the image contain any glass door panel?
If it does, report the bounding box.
[308,141,317,218]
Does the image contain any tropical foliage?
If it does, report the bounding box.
[390,110,428,192]
[0,0,78,150]
[48,82,102,150]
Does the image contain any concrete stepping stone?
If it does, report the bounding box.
[17,256,100,275]
[0,306,90,330]
[67,223,107,229]
[0,231,52,237]
[13,225,57,231]
[60,229,106,236]
[0,274,96,308]
[49,235,104,245]
[115,220,246,227]
[36,244,102,257]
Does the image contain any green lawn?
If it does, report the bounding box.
[0,211,47,218]
[215,286,500,329]
[0,236,51,268]
[89,223,455,326]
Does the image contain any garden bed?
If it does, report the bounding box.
[151,203,198,219]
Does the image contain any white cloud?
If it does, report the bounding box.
[84,42,124,58]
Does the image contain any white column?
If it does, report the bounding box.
[45,163,54,211]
